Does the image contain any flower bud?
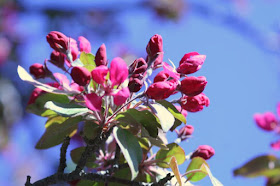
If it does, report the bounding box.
[177,52,206,75]
[129,58,147,75]
[180,93,209,112]
[154,71,170,83]
[179,76,207,96]
[29,63,47,79]
[95,44,107,66]
[146,34,163,57]
[128,77,143,92]
[46,31,68,52]
[78,36,91,53]
[177,125,194,141]
[70,66,91,86]
[146,80,177,100]
[253,112,277,131]
[50,50,65,68]
[70,38,79,61]
[191,145,215,160]
[271,140,280,150]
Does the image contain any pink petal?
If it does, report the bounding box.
[113,87,130,105]
[53,73,70,86]
[109,57,128,87]
[91,65,109,84]
[271,139,280,150]
[162,62,180,80]
[78,36,91,53]
[84,93,102,111]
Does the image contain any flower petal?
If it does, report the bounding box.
[91,65,109,84]
[110,57,128,87]
[113,87,130,105]
[84,93,102,111]
[162,62,180,80]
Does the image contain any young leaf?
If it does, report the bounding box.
[44,101,90,117]
[116,109,159,138]
[80,52,96,71]
[234,155,280,178]
[157,100,186,124]
[70,147,97,168]
[156,143,185,168]
[17,65,78,95]
[170,156,183,186]
[35,116,82,149]
[113,127,143,180]
[203,164,223,186]
[149,103,175,132]
[185,157,209,182]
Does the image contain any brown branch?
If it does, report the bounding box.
[57,136,70,173]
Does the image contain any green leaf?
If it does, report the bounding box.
[83,121,100,140]
[149,103,175,132]
[45,116,68,128]
[156,143,185,168]
[27,93,70,117]
[203,164,223,186]
[70,147,97,168]
[35,116,82,149]
[170,156,183,186]
[185,157,209,182]
[157,100,186,124]
[113,127,143,180]
[80,52,96,71]
[116,109,158,138]
[44,101,89,117]
[77,180,103,186]
[234,155,280,178]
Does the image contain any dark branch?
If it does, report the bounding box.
[151,173,174,186]
[57,136,70,174]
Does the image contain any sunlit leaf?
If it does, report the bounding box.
[156,100,186,124]
[70,147,97,168]
[113,127,143,180]
[149,103,175,132]
[185,157,208,182]
[203,164,223,186]
[80,52,96,71]
[170,156,182,186]
[45,116,67,128]
[35,116,82,149]
[234,155,280,178]
[44,101,89,117]
[116,109,158,138]
[156,143,185,168]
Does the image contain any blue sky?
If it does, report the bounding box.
[2,0,280,185]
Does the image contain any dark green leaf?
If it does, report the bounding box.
[116,109,158,138]
[44,101,89,117]
[234,155,280,178]
[113,127,143,180]
[156,143,185,168]
[185,157,209,182]
[70,147,97,168]
[83,121,100,140]
[35,116,82,149]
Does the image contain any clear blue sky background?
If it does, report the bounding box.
[1,0,280,185]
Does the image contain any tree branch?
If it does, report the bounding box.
[57,136,70,174]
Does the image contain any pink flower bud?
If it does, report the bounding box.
[128,77,143,92]
[179,76,207,96]
[177,52,206,75]
[50,50,65,68]
[46,31,69,52]
[78,36,91,53]
[70,38,79,61]
[70,66,91,86]
[154,71,170,83]
[146,34,163,57]
[191,145,215,160]
[146,80,177,100]
[29,63,47,79]
[253,112,277,131]
[177,125,194,140]
[129,58,147,75]
[95,44,107,66]
[271,140,280,150]
[180,93,209,112]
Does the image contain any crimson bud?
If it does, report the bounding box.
[179,76,207,96]
[29,63,47,79]
[191,145,215,160]
[70,66,91,86]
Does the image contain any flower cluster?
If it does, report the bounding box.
[254,103,280,150]
[19,31,219,185]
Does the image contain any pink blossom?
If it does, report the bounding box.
[191,145,215,160]
[50,50,65,68]
[46,31,69,52]
[177,52,206,75]
[154,71,170,83]
[84,93,102,111]
[179,76,207,96]
[253,112,277,131]
[174,105,188,117]
[53,73,70,86]
[78,36,91,53]
[95,44,107,66]
[271,140,280,150]
[180,93,209,112]
[162,62,180,80]
[29,63,46,79]
[70,38,79,61]
[177,125,194,140]
[146,34,163,68]
[109,57,128,87]
[113,87,130,105]
[91,65,109,85]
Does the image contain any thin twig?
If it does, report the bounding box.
[57,136,70,173]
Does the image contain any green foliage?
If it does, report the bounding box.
[70,147,97,168]
[44,101,89,117]
[36,116,82,149]
[185,157,209,182]
[113,127,143,180]
[80,52,96,71]
[156,143,185,168]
